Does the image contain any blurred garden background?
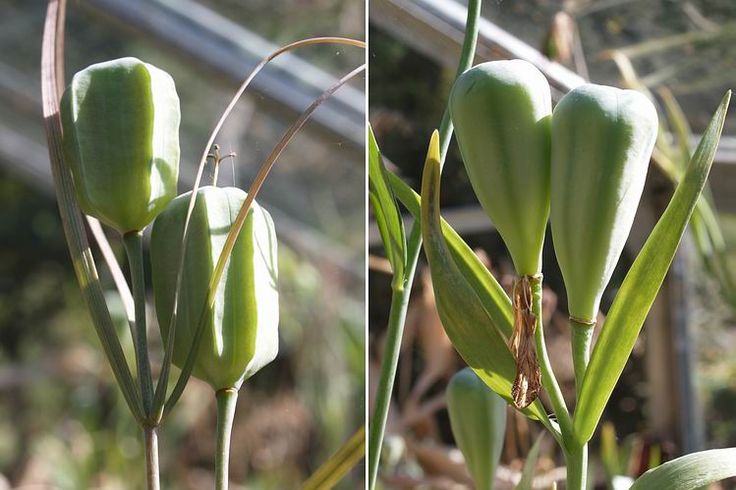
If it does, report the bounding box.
[0,0,365,488]
[369,0,736,488]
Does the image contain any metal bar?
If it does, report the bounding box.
[370,0,586,99]
[82,0,365,147]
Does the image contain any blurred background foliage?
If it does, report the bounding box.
[0,0,365,488]
[370,0,736,488]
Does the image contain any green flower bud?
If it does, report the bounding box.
[447,368,507,490]
[61,57,180,234]
[150,186,278,391]
[450,60,552,275]
[551,84,658,322]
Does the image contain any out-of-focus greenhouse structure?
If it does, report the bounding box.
[0,0,364,488]
[369,0,736,487]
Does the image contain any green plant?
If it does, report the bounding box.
[370,14,734,488]
[366,2,482,488]
[42,1,365,488]
[426,87,732,489]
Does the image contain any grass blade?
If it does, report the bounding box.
[41,0,143,423]
[573,91,731,444]
[369,125,406,285]
[630,448,736,490]
[516,433,545,490]
[300,426,365,490]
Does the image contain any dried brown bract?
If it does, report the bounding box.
[509,276,541,408]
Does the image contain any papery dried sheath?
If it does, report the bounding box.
[151,186,279,391]
[450,60,551,276]
[447,368,507,490]
[61,57,180,233]
[551,84,658,322]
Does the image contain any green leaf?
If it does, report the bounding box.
[630,448,736,490]
[369,125,406,284]
[420,131,549,425]
[300,426,365,490]
[516,433,545,490]
[387,170,513,341]
[573,91,731,444]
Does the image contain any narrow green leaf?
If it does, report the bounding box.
[600,422,622,482]
[574,91,731,444]
[420,131,549,424]
[300,426,365,490]
[516,433,545,490]
[387,171,514,340]
[369,125,406,283]
[42,0,144,424]
[630,448,736,490]
[658,86,693,167]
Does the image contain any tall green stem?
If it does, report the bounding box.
[529,276,573,442]
[368,226,421,489]
[215,388,239,490]
[144,426,160,490]
[367,2,481,489]
[570,318,594,398]
[565,444,588,490]
[123,231,154,417]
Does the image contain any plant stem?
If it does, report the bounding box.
[123,231,154,417]
[367,3,481,488]
[215,388,239,490]
[368,226,421,490]
[570,318,595,398]
[529,276,573,442]
[564,443,588,490]
[144,426,160,490]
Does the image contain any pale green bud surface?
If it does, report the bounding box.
[447,368,507,490]
[551,84,658,322]
[151,186,279,391]
[450,60,552,275]
[61,57,180,233]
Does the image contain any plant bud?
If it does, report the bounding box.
[551,84,658,322]
[150,186,278,391]
[61,57,180,234]
[450,60,552,276]
[447,368,507,490]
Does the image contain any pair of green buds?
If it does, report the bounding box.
[449,60,658,406]
[60,57,278,393]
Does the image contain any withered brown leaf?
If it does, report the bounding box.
[509,276,541,408]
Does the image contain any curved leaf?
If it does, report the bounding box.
[630,448,736,490]
[573,91,731,444]
[369,125,406,284]
[387,171,513,340]
[420,130,549,424]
